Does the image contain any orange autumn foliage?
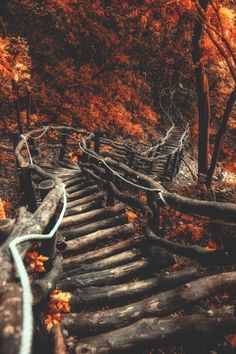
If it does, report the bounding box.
[25,251,49,272]
[43,313,63,333]
[125,209,138,224]
[0,198,6,219]
[44,290,72,332]
[162,208,205,243]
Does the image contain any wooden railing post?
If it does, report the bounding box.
[124,151,135,179]
[20,162,37,212]
[148,159,154,175]
[146,191,161,232]
[105,166,115,206]
[81,141,90,163]
[39,180,58,258]
[59,132,67,160]
[94,131,101,155]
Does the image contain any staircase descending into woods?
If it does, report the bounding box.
[99,124,189,182]
[1,124,236,354]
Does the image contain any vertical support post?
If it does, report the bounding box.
[28,136,36,157]
[39,180,58,258]
[146,191,161,232]
[20,162,37,212]
[59,133,67,161]
[94,131,101,155]
[80,141,90,163]
[124,151,135,179]
[148,159,154,175]
[105,166,115,206]
[12,131,20,150]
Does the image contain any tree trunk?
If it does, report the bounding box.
[207,86,236,186]
[192,0,210,176]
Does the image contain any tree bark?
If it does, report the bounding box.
[64,200,104,217]
[60,204,125,229]
[32,254,63,305]
[68,268,199,309]
[62,271,236,336]
[207,86,236,186]
[62,214,128,242]
[192,0,211,175]
[73,312,236,354]
[146,227,230,265]
[63,221,133,255]
[63,249,142,277]
[57,259,149,290]
[62,235,138,265]
[66,192,104,210]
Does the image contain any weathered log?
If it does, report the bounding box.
[64,200,104,217]
[30,164,57,181]
[0,218,15,243]
[51,325,67,354]
[64,176,86,188]
[39,179,55,200]
[0,284,22,354]
[69,267,199,309]
[146,227,230,265]
[61,271,236,335]
[56,232,67,251]
[0,182,63,285]
[64,249,142,277]
[66,192,104,209]
[57,259,149,290]
[60,203,125,229]
[73,312,236,354]
[32,254,63,305]
[53,159,80,171]
[99,150,126,162]
[102,158,236,223]
[78,162,152,217]
[20,162,37,212]
[66,180,94,194]
[63,223,134,255]
[62,214,128,241]
[80,162,106,178]
[109,182,153,218]
[62,235,138,264]
[67,185,99,201]
[0,143,13,152]
[81,167,104,184]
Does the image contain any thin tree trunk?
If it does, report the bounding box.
[207,86,236,186]
[192,0,210,176]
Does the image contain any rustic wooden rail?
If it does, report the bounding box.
[0,125,236,354]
